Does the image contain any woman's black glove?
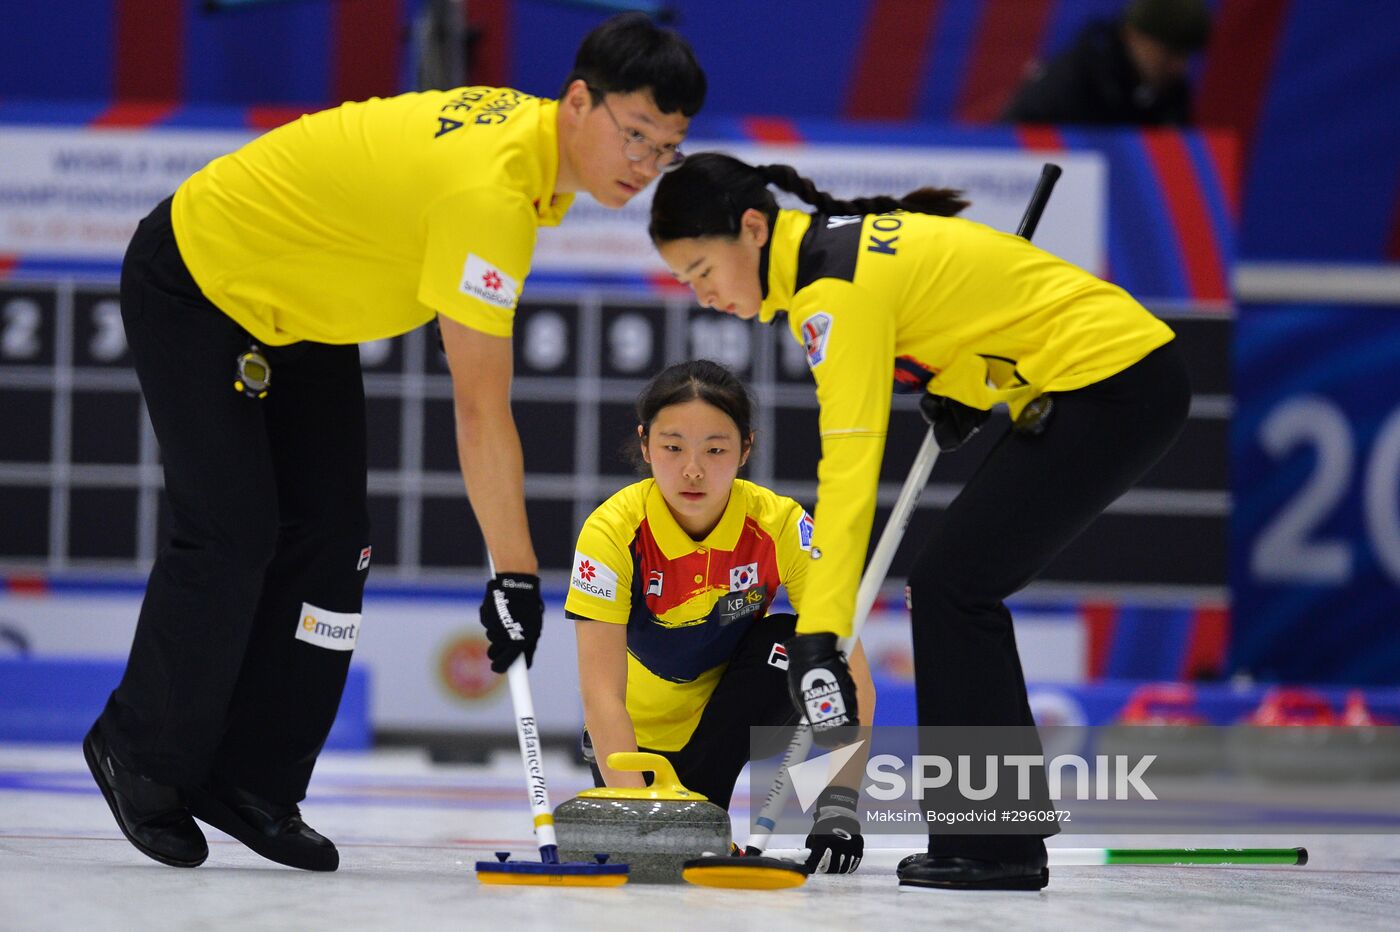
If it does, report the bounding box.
[919,393,991,451]
[805,785,864,874]
[784,632,859,748]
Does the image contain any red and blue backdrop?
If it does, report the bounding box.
[2,0,1396,264]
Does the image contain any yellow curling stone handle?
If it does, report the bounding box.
[577,752,709,801]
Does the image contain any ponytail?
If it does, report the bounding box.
[755,163,968,219]
[650,152,968,245]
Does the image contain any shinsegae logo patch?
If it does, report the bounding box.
[570,552,617,601]
[459,254,518,308]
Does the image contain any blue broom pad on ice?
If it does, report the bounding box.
[475,852,629,885]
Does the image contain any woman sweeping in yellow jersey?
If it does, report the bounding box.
[566,359,875,874]
[648,154,1190,891]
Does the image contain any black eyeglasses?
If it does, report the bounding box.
[594,93,685,173]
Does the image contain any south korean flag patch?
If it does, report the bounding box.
[729,563,759,592]
[800,666,847,730]
[800,312,832,368]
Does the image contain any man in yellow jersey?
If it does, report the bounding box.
[84,13,705,872]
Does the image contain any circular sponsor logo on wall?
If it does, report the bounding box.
[437,632,504,702]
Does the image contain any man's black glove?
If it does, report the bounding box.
[805,785,863,874]
[784,632,859,748]
[919,393,991,452]
[479,573,543,673]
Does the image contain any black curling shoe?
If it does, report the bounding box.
[897,852,1049,892]
[188,781,339,872]
[83,723,208,868]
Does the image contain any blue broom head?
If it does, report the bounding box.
[474,851,629,881]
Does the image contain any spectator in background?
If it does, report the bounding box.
[1002,0,1212,126]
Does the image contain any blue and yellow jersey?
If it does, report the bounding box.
[758,208,1175,639]
[172,87,572,345]
[565,478,813,751]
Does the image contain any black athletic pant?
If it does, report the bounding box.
[99,197,370,804]
[589,613,800,810]
[908,341,1190,859]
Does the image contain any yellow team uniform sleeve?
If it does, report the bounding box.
[790,280,896,638]
[773,497,813,618]
[563,511,635,626]
[418,187,537,338]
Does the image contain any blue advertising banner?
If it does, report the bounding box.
[1231,303,1400,683]
[0,112,1234,309]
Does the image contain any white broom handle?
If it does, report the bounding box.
[507,657,558,856]
[489,551,558,862]
[742,723,812,853]
[744,432,941,853]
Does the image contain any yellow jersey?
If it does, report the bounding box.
[172,87,573,345]
[565,478,813,751]
[758,208,1174,638]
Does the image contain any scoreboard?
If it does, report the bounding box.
[0,280,1228,593]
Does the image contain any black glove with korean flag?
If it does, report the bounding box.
[479,573,543,673]
[805,785,863,874]
[784,632,859,749]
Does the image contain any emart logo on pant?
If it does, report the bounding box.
[295,602,361,651]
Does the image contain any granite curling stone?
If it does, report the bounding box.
[554,752,731,884]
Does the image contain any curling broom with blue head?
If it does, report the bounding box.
[474,558,629,887]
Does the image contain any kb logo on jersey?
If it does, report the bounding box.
[718,585,767,625]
